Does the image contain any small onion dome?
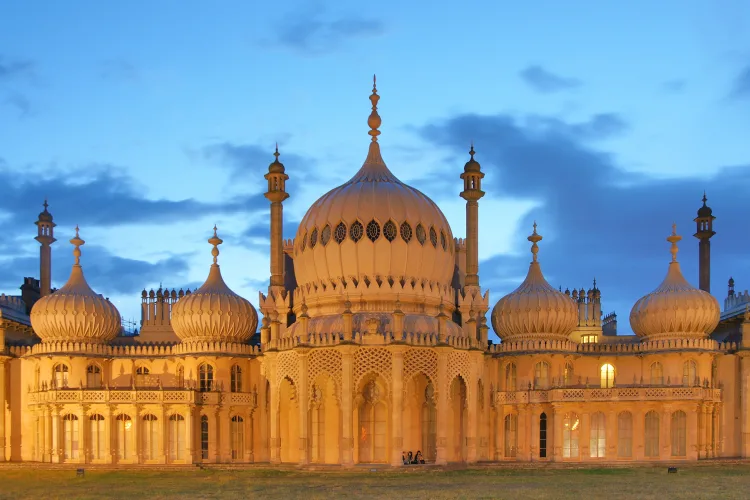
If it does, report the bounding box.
[463,144,482,173]
[31,227,121,344]
[267,144,286,174]
[37,200,54,222]
[697,192,713,218]
[171,226,258,343]
[630,224,720,341]
[491,223,578,342]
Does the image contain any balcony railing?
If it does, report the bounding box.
[27,388,258,406]
[494,386,722,406]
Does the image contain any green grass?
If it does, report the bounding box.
[0,464,748,499]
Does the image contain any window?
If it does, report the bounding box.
[199,364,214,392]
[87,364,102,388]
[201,415,209,460]
[534,361,550,389]
[334,222,347,243]
[383,220,397,242]
[309,227,318,248]
[580,334,598,344]
[90,414,105,460]
[429,226,438,247]
[505,363,516,391]
[650,362,664,385]
[115,414,132,460]
[321,224,331,246]
[168,414,186,461]
[400,222,412,243]
[177,366,185,387]
[142,414,158,460]
[62,414,79,461]
[440,230,447,250]
[563,362,575,386]
[416,224,426,245]
[617,411,633,458]
[671,411,687,457]
[135,366,150,386]
[563,412,580,458]
[683,360,697,387]
[504,414,517,458]
[301,232,307,251]
[539,413,548,458]
[350,220,364,242]
[231,416,245,460]
[53,364,68,388]
[590,412,606,458]
[645,411,660,458]
[231,364,242,393]
[366,220,380,241]
[600,364,615,388]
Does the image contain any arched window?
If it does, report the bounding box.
[366,220,381,241]
[115,414,132,460]
[53,364,68,388]
[400,222,412,243]
[90,414,105,460]
[650,362,664,385]
[683,360,697,387]
[600,364,615,388]
[135,366,150,387]
[334,222,347,244]
[349,220,364,242]
[199,364,214,392]
[231,365,242,393]
[142,414,159,460]
[201,415,209,460]
[644,410,660,458]
[617,411,633,458]
[168,414,186,461]
[671,410,687,457]
[505,363,516,391]
[383,220,397,242]
[539,413,548,458]
[62,414,79,460]
[563,362,575,386]
[504,414,517,458]
[87,364,102,388]
[563,412,580,458]
[231,415,245,460]
[590,412,606,458]
[534,361,550,389]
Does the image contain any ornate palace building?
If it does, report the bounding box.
[0,81,748,466]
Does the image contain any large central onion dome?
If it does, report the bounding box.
[630,225,720,341]
[171,227,258,344]
[293,79,455,299]
[491,224,578,342]
[31,227,122,344]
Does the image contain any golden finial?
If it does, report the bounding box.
[528,221,542,262]
[70,225,85,265]
[208,225,223,265]
[667,223,681,262]
[274,142,279,160]
[469,142,475,159]
[368,74,381,142]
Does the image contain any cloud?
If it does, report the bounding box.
[662,79,687,93]
[99,59,138,82]
[419,111,750,333]
[0,56,34,81]
[3,92,31,118]
[729,64,750,100]
[519,65,581,93]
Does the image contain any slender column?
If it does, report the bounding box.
[633,408,645,461]
[466,370,478,463]
[51,407,61,463]
[494,409,503,460]
[0,360,5,462]
[712,405,721,457]
[340,348,354,466]
[269,379,281,464]
[435,351,449,465]
[159,408,167,463]
[185,407,194,464]
[465,200,480,286]
[530,407,540,461]
[79,412,87,464]
[697,404,706,459]
[245,410,254,463]
[580,412,590,460]
[269,202,284,290]
[390,348,405,466]
[552,406,562,461]
[703,405,712,459]
[45,407,52,463]
[132,408,140,464]
[298,353,309,465]
[660,406,671,460]
[104,406,112,464]
[519,405,530,461]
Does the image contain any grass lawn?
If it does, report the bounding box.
[0,464,748,499]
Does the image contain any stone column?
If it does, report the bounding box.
[740,355,750,457]
[688,404,700,460]
[466,369,478,463]
[159,408,167,463]
[519,405,530,461]
[341,347,354,466]
[45,406,53,463]
[104,406,113,464]
[633,408,644,461]
[661,405,671,460]
[494,409,503,460]
[246,410,254,463]
[530,407,539,461]
[132,407,141,464]
[51,406,61,463]
[390,348,405,466]
[0,359,5,462]
[185,407,194,464]
[298,352,309,466]
[435,350,449,465]
[552,405,562,461]
[269,379,281,464]
[79,411,87,464]
[704,405,712,459]
[580,411,590,460]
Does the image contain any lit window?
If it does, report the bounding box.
[199,364,214,392]
[87,364,102,389]
[534,361,549,389]
[580,334,598,344]
[590,412,606,458]
[563,412,580,458]
[504,414,517,458]
[617,411,633,458]
[600,364,615,388]
[231,364,242,393]
[563,362,575,386]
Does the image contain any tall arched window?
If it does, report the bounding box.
[142,414,159,460]
[231,365,242,393]
[563,362,575,386]
[231,416,245,460]
[53,364,68,388]
[683,360,697,387]
[650,362,664,385]
[115,414,132,460]
[644,410,660,458]
[62,414,79,460]
[617,411,633,458]
[539,413,548,458]
[600,364,615,388]
[90,414,105,460]
[87,364,102,388]
[504,414,517,458]
[563,412,580,458]
[671,410,687,457]
[201,415,209,460]
[199,364,214,392]
[168,414,186,461]
[505,363,516,391]
[534,362,550,389]
[590,412,606,458]
[135,366,150,386]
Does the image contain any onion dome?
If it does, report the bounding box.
[697,192,713,218]
[293,76,455,297]
[31,227,122,344]
[491,223,578,342]
[463,144,482,173]
[267,143,286,174]
[630,224,720,341]
[171,226,258,343]
[37,199,53,223]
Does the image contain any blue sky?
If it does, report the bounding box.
[1,0,749,337]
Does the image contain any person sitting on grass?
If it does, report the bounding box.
[402,452,409,465]
[414,451,425,464]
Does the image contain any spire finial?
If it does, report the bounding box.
[43,198,49,211]
[702,190,707,204]
[528,221,543,262]
[368,75,381,142]
[667,223,681,262]
[469,142,475,159]
[274,143,279,159]
[70,225,85,266]
[208,225,223,265]
[593,277,597,289]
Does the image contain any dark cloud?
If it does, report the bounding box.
[519,65,581,93]
[729,64,750,100]
[419,111,750,332]
[0,56,34,81]
[99,59,138,82]
[3,92,31,118]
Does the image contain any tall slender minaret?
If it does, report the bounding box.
[693,192,716,293]
[460,144,485,288]
[34,200,56,297]
[264,145,289,295]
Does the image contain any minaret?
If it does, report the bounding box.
[460,144,485,287]
[264,144,289,295]
[34,200,56,297]
[693,192,715,293]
